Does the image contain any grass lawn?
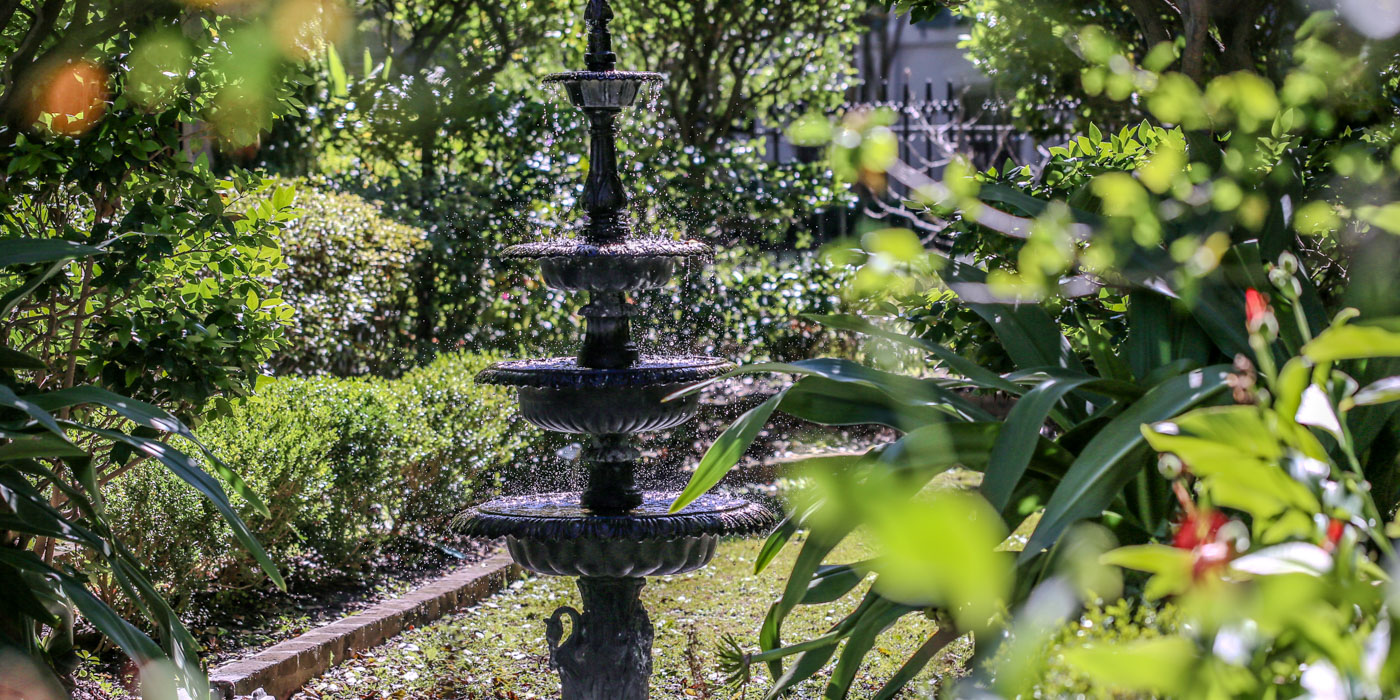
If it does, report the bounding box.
[298,535,970,699]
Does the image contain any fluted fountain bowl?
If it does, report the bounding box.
[543,70,666,108]
[500,237,711,292]
[477,355,731,434]
[459,492,776,577]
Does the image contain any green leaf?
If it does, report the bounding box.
[74,425,286,590]
[762,533,845,679]
[30,386,270,517]
[1078,313,1132,382]
[1020,366,1231,561]
[1100,544,1192,576]
[939,258,1085,373]
[0,346,46,370]
[779,376,961,429]
[0,470,107,551]
[0,559,60,625]
[801,562,872,604]
[0,386,73,440]
[755,516,796,575]
[1303,317,1400,362]
[871,628,960,700]
[824,596,918,697]
[0,432,90,460]
[669,391,784,513]
[326,44,348,97]
[679,358,992,420]
[0,239,106,267]
[1060,637,1195,696]
[879,421,1074,489]
[978,183,1106,227]
[0,548,165,663]
[764,591,878,697]
[805,313,1020,393]
[982,374,1096,512]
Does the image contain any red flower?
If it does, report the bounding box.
[1245,289,1273,332]
[1324,518,1346,552]
[1173,509,1230,550]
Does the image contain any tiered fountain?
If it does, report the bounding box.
[457,1,775,697]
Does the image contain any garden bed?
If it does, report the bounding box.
[191,535,501,668]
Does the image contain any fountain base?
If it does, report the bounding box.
[547,576,653,700]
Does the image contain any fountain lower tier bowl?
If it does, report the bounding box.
[543,70,666,109]
[458,492,776,577]
[500,237,711,291]
[477,355,732,434]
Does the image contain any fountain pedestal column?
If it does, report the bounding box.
[547,577,653,700]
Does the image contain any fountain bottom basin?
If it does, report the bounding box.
[459,491,775,577]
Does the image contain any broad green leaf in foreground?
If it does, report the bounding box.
[1303,317,1400,362]
[670,391,785,512]
[1020,366,1231,561]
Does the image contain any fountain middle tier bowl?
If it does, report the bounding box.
[500,237,711,292]
[459,491,776,577]
[477,355,732,434]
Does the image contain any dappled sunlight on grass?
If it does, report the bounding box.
[301,536,968,699]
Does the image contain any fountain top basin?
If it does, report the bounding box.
[544,71,666,109]
[544,70,666,84]
[500,236,710,261]
[477,355,731,390]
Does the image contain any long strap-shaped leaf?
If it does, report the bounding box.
[670,362,998,512]
[74,424,286,590]
[0,470,108,553]
[936,257,1085,373]
[871,625,963,700]
[0,239,107,267]
[0,548,165,666]
[0,239,114,318]
[804,313,1021,394]
[763,590,879,698]
[672,358,994,421]
[1018,365,1232,562]
[29,386,271,517]
[823,596,923,699]
[761,532,846,680]
[981,375,1097,513]
[670,390,786,513]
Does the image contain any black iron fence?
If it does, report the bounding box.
[750,79,1078,245]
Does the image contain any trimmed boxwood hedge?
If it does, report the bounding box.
[104,351,532,604]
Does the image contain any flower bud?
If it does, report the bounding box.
[1158,453,1185,480]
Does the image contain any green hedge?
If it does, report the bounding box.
[267,180,844,375]
[105,351,530,603]
[269,180,429,376]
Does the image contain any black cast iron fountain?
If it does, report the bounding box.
[456,2,776,698]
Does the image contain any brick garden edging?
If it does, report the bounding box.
[208,552,521,700]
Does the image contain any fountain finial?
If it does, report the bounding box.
[584,0,616,72]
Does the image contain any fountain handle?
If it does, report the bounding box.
[545,604,581,668]
[584,0,616,72]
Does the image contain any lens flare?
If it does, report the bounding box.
[1337,0,1400,39]
[272,0,349,61]
[25,59,109,136]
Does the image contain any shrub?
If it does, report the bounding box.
[269,181,430,376]
[105,351,530,602]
